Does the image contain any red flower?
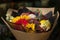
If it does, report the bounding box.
[15,19,28,26]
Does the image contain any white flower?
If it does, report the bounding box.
[28,14,36,19]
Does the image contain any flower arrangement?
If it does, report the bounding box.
[6,8,51,33]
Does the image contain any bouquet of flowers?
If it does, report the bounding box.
[6,7,53,33]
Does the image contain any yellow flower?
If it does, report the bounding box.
[25,15,30,20]
[11,16,20,23]
[40,20,51,27]
[40,20,51,31]
[26,23,35,31]
[20,15,25,19]
[11,14,30,23]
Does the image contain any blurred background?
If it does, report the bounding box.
[0,0,60,40]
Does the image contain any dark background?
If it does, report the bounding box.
[0,0,60,40]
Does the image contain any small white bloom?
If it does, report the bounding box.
[28,14,36,19]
